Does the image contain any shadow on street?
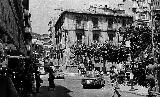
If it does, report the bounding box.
[83,85,104,89]
[33,85,73,97]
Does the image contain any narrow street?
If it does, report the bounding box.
[2,0,160,97]
[32,74,145,97]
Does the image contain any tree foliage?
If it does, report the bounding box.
[119,25,153,87]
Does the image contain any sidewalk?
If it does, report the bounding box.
[119,84,148,96]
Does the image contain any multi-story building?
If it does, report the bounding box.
[0,0,32,56]
[152,0,160,13]
[54,9,133,67]
[120,0,151,26]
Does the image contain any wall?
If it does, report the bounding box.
[0,0,19,46]
[55,12,132,67]
[63,13,118,46]
[61,13,133,48]
[0,0,27,54]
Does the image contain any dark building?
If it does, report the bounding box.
[0,0,32,56]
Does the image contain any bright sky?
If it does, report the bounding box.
[29,0,123,35]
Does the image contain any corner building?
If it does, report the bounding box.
[54,9,133,66]
[0,0,32,55]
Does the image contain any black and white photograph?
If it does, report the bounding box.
[1,0,160,97]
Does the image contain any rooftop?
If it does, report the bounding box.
[55,9,133,27]
[65,8,132,17]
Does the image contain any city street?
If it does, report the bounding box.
[2,0,160,97]
[33,74,145,97]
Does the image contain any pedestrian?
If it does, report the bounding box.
[48,69,55,91]
[146,70,156,97]
[35,71,42,93]
[111,73,121,97]
[112,85,121,97]
[110,67,121,97]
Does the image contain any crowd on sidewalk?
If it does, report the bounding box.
[107,65,160,97]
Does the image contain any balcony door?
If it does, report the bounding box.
[92,30,100,43]
[76,29,85,44]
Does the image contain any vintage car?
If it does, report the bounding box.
[81,71,105,88]
[54,69,65,79]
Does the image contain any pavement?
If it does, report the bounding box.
[63,72,149,96]
[118,84,148,96]
[40,72,160,96]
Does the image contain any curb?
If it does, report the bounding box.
[119,88,160,96]
[119,89,147,96]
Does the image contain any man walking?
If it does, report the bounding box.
[110,66,121,97]
[35,71,42,93]
[48,69,55,91]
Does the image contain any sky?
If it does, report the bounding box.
[29,0,123,35]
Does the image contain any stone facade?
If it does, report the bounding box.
[54,10,133,66]
[0,0,32,56]
[152,0,160,11]
[55,10,132,48]
[0,0,20,47]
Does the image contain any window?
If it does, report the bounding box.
[108,18,113,29]
[76,30,84,44]
[77,33,82,41]
[141,14,145,20]
[76,16,84,29]
[92,17,98,28]
[93,33,99,42]
[93,31,100,42]
[76,16,82,24]
[108,33,114,41]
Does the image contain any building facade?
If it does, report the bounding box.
[0,0,32,56]
[120,0,151,26]
[54,9,133,66]
[152,0,160,11]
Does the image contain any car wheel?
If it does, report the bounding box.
[83,85,86,89]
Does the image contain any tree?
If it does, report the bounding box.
[119,25,153,87]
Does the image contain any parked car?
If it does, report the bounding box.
[81,71,105,88]
[54,70,65,79]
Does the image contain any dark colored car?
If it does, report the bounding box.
[81,72,105,88]
[54,70,65,79]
